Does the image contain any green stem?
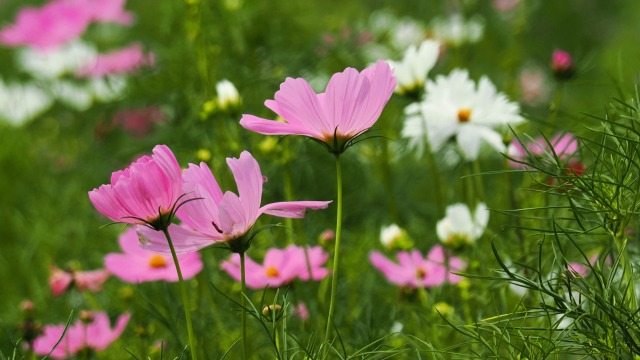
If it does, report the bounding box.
[324,156,343,342]
[161,228,198,360]
[548,83,564,130]
[471,159,485,202]
[240,251,248,359]
[424,135,445,217]
[613,232,637,310]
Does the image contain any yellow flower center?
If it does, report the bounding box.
[265,266,280,278]
[148,254,168,268]
[457,108,472,123]
[416,267,428,279]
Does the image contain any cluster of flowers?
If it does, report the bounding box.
[372,203,488,289]
[222,245,329,289]
[0,0,154,125]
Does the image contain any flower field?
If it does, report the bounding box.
[2,0,640,359]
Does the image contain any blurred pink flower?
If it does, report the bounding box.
[493,0,520,12]
[33,311,130,359]
[77,44,155,77]
[568,254,610,277]
[0,1,91,50]
[519,67,549,105]
[220,245,329,289]
[369,245,466,288]
[105,228,203,283]
[88,144,183,228]
[49,265,109,296]
[138,151,331,253]
[0,0,132,51]
[111,106,166,138]
[240,60,396,154]
[551,49,575,80]
[293,302,309,321]
[508,133,578,169]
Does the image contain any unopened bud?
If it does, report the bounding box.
[261,304,283,321]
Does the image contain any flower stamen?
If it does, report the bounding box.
[457,108,472,123]
[148,254,168,268]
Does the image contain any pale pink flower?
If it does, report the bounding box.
[77,44,155,77]
[519,67,549,105]
[507,132,578,169]
[33,311,130,359]
[75,0,133,25]
[240,60,396,154]
[88,144,183,228]
[49,265,109,296]
[73,268,110,292]
[220,245,329,289]
[293,302,309,321]
[568,254,609,277]
[105,228,203,283]
[111,106,165,138]
[369,245,466,288]
[138,151,331,252]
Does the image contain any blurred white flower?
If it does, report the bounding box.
[387,40,440,96]
[0,79,52,125]
[379,224,413,250]
[48,80,93,111]
[89,76,128,102]
[402,69,523,160]
[215,79,241,111]
[390,321,404,333]
[19,40,96,79]
[431,14,484,47]
[436,202,489,247]
[390,18,425,50]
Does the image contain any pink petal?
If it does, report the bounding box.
[137,224,219,253]
[226,151,263,224]
[274,77,332,136]
[239,114,320,137]
[259,200,332,218]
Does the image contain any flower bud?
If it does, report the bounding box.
[551,50,575,81]
[261,304,283,322]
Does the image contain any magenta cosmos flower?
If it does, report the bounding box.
[221,245,329,289]
[88,145,183,229]
[77,43,155,78]
[369,245,466,288]
[507,132,578,169]
[240,60,396,155]
[138,151,331,253]
[33,311,130,359]
[105,228,203,283]
[49,265,110,296]
[0,0,132,51]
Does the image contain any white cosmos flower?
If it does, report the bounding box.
[402,69,523,160]
[215,79,241,110]
[431,14,484,47]
[387,40,440,95]
[19,41,96,79]
[0,79,53,125]
[436,202,489,247]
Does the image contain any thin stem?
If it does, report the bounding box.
[324,156,343,342]
[424,131,445,217]
[161,228,198,360]
[613,232,637,310]
[471,159,485,202]
[240,251,248,360]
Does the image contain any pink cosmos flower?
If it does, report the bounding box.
[138,151,331,253]
[369,245,466,288]
[105,228,203,283]
[240,60,396,154]
[508,133,578,169]
[293,302,310,321]
[0,0,133,51]
[49,265,110,296]
[88,144,183,228]
[33,311,130,359]
[77,43,155,78]
[0,1,92,51]
[221,245,329,289]
[111,106,166,138]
